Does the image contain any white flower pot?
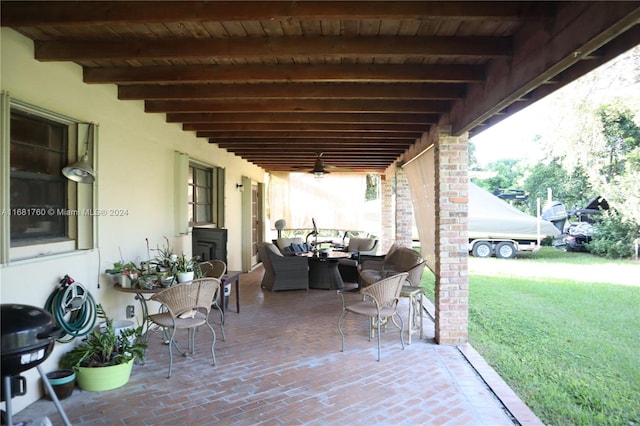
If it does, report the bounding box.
[119,273,131,288]
[177,271,194,283]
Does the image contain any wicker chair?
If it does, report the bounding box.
[256,242,309,291]
[199,260,226,279]
[399,261,426,344]
[337,272,408,361]
[358,246,422,288]
[337,237,379,284]
[149,278,219,378]
[199,260,227,340]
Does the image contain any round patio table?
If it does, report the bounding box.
[296,251,350,290]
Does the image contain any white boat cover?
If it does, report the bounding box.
[469,183,561,240]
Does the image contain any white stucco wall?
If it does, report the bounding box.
[0,28,265,413]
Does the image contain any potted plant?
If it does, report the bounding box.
[150,237,179,286]
[59,308,147,392]
[105,261,140,288]
[175,253,200,282]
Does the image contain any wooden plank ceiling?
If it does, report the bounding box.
[2,1,639,173]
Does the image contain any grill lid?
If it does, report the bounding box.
[1,304,60,355]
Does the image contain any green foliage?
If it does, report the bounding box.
[175,253,197,273]
[588,210,640,258]
[468,141,480,170]
[59,319,146,369]
[473,158,533,213]
[597,102,640,183]
[475,158,524,193]
[364,173,379,201]
[524,159,593,212]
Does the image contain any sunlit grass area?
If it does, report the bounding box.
[420,248,640,425]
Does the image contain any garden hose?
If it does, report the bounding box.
[44,275,98,343]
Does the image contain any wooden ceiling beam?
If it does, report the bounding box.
[0,2,554,26]
[84,63,485,84]
[214,138,413,145]
[450,1,640,135]
[217,151,408,158]
[198,131,420,139]
[168,112,439,124]
[145,99,450,113]
[245,160,400,165]
[119,82,466,101]
[473,25,640,136]
[183,122,430,132]
[35,36,511,61]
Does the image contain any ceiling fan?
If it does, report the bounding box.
[289,152,352,176]
[309,152,330,177]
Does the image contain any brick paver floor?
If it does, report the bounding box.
[14,266,542,425]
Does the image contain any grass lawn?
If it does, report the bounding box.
[421,248,640,425]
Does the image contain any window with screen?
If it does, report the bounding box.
[9,111,68,245]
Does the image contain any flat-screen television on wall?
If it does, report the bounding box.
[192,227,228,265]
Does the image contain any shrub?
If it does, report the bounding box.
[588,210,640,259]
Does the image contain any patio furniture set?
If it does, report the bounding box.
[257,238,427,358]
[115,241,426,378]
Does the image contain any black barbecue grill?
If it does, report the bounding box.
[1,304,70,426]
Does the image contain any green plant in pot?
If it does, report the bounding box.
[105,261,140,288]
[59,308,147,392]
[175,253,202,282]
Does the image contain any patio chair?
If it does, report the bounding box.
[358,246,422,288]
[199,260,227,340]
[337,272,408,361]
[257,242,309,291]
[337,237,379,284]
[148,278,219,378]
[399,261,426,344]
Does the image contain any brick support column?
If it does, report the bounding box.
[394,168,413,248]
[379,176,395,252]
[434,130,469,345]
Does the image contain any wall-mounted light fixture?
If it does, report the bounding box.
[62,123,95,183]
[236,183,244,191]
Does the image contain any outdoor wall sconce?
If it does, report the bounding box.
[62,123,95,184]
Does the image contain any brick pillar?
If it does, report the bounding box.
[380,175,395,252]
[395,168,413,248]
[434,130,469,345]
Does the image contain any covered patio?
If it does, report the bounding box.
[14,267,541,426]
[2,1,638,419]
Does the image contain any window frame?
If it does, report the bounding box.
[9,109,70,245]
[187,161,225,228]
[0,93,96,263]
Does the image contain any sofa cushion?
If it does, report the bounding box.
[347,238,377,252]
[290,243,310,253]
[276,237,304,252]
[266,242,284,257]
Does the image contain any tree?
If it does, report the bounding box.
[474,159,525,192]
[523,159,592,212]
[537,46,640,225]
[596,103,640,183]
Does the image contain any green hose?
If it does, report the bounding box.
[44,279,98,343]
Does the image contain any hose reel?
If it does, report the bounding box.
[44,274,98,343]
